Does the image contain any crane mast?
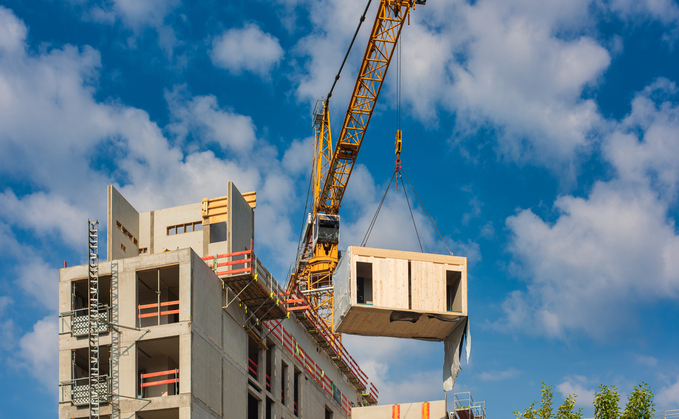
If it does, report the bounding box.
[289,0,424,332]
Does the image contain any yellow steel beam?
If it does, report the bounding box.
[290,0,419,334]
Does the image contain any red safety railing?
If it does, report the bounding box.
[137,300,179,320]
[140,368,178,397]
[200,239,254,277]
[286,287,371,389]
[266,373,271,391]
[265,312,376,412]
[248,357,258,379]
[368,382,379,401]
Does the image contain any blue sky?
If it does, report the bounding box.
[0,0,678,417]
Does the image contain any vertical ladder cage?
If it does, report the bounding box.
[110,261,119,419]
[88,220,100,419]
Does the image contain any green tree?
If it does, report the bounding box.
[594,384,620,419]
[515,383,581,419]
[514,400,538,419]
[555,394,583,419]
[539,384,554,419]
[621,382,654,419]
[516,382,654,419]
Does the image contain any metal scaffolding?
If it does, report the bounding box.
[110,261,120,419]
[88,220,100,419]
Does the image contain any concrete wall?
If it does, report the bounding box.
[108,185,140,261]
[151,202,203,256]
[139,211,152,252]
[227,182,253,254]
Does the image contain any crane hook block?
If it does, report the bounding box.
[395,129,402,156]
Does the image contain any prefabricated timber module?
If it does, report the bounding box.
[333,246,468,341]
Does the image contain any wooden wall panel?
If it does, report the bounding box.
[410,261,446,312]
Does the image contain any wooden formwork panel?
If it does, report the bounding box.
[334,246,468,341]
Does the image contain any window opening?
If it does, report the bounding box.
[70,277,111,337]
[116,220,138,245]
[266,397,274,419]
[136,265,180,328]
[293,369,301,417]
[70,345,111,406]
[281,362,288,405]
[265,346,273,392]
[325,406,334,419]
[137,336,179,398]
[138,408,179,419]
[166,221,202,236]
[248,336,260,381]
[248,393,260,419]
[209,221,226,243]
[446,270,462,312]
[356,262,373,305]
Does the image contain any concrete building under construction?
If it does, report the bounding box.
[58,183,378,419]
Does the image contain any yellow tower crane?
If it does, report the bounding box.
[287,0,426,333]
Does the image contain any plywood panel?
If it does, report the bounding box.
[353,255,410,310]
[410,261,445,313]
[378,258,408,308]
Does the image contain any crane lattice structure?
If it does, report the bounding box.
[289,0,425,333]
[88,220,101,419]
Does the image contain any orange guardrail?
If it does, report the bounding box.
[200,241,254,277]
[140,368,178,397]
[137,300,179,319]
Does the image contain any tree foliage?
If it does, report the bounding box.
[516,382,653,419]
[594,384,620,419]
[556,394,583,419]
[514,384,582,419]
[621,383,654,419]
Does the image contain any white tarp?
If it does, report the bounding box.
[442,318,469,391]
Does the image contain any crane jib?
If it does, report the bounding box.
[316,0,415,215]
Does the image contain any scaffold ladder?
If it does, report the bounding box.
[110,261,120,419]
[88,220,100,419]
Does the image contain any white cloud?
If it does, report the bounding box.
[166,85,257,153]
[211,24,284,78]
[0,296,15,351]
[282,137,313,175]
[635,354,658,367]
[0,6,26,54]
[343,335,445,403]
[288,0,611,172]
[291,0,376,112]
[479,367,520,381]
[109,0,181,30]
[16,258,58,312]
[0,6,308,285]
[658,377,679,409]
[74,0,181,55]
[609,0,679,25]
[557,376,595,407]
[0,190,88,248]
[498,81,679,339]
[445,1,609,169]
[16,316,58,391]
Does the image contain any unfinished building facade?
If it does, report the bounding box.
[58,183,377,419]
